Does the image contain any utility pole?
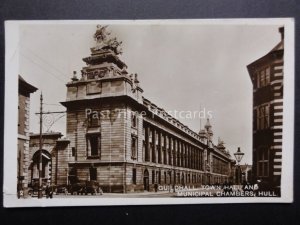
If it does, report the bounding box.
[38,93,43,198]
[35,93,66,199]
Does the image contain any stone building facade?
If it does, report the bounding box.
[59,25,233,193]
[247,27,284,192]
[18,75,37,196]
[28,132,69,186]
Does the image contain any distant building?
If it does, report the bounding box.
[18,75,37,197]
[28,132,69,186]
[57,25,233,193]
[240,164,252,183]
[247,27,284,192]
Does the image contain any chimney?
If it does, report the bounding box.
[279,27,284,41]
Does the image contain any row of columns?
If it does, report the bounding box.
[151,169,204,185]
[212,157,230,175]
[144,124,204,170]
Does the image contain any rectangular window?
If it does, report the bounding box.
[260,70,266,87]
[152,170,155,184]
[257,104,270,130]
[71,147,76,157]
[132,168,136,184]
[87,135,101,157]
[265,67,270,84]
[158,171,161,184]
[131,113,137,128]
[131,136,137,159]
[89,167,97,181]
[142,140,146,158]
[257,148,269,177]
[257,67,271,88]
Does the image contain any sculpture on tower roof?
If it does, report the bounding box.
[93,25,123,55]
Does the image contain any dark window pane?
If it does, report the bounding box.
[258,162,263,176]
[158,171,161,184]
[90,136,99,156]
[132,168,136,184]
[263,162,269,177]
[152,170,155,184]
[131,113,137,127]
[131,137,137,158]
[90,167,97,181]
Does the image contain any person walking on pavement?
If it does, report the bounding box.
[45,184,53,199]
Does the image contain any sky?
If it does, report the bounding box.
[19,22,282,164]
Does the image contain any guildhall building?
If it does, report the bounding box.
[57,26,234,193]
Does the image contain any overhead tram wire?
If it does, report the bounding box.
[21,45,71,80]
[20,52,67,85]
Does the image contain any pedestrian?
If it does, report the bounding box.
[254,179,261,195]
[45,184,53,199]
[242,180,248,191]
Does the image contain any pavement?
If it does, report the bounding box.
[51,187,226,198]
[53,190,176,198]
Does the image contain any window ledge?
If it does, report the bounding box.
[87,156,100,159]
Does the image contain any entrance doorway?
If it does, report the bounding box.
[31,150,52,184]
[143,169,149,191]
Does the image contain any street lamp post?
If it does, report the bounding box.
[234,147,244,185]
[38,93,43,199]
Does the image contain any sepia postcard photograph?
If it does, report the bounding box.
[3,19,294,207]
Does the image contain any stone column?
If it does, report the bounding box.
[177,141,181,167]
[145,126,150,162]
[182,143,185,168]
[164,133,167,165]
[158,130,162,164]
[152,129,156,163]
[173,139,177,166]
[168,136,172,165]
[195,149,198,170]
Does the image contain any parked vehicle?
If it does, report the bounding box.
[81,181,103,195]
[68,180,103,195]
[54,185,68,195]
[68,181,86,195]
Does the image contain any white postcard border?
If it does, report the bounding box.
[3,18,295,207]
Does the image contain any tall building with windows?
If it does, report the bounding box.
[247,27,284,192]
[18,75,37,197]
[59,25,233,192]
